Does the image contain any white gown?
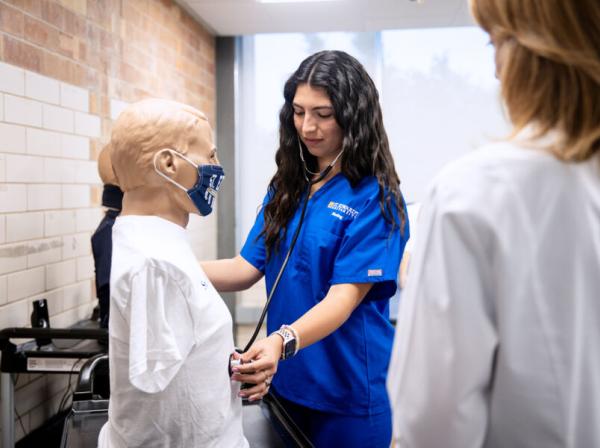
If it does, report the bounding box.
[98,215,248,448]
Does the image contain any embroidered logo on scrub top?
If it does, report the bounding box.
[368,269,383,277]
[327,201,359,219]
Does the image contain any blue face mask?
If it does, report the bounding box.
[154,149,225,216]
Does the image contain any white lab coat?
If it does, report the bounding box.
[98,215,247,448]
[388,137,600,448]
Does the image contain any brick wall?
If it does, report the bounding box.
[0,0,216,444]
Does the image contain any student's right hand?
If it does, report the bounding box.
[230,335,282,401]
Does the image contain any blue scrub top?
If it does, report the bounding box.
[241,174,409,416]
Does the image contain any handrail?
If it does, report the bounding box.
[0,327,107,341]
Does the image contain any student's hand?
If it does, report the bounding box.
[230,334,282,401]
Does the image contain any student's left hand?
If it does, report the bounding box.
[230,334,282,401]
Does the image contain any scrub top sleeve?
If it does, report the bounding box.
[240,191,272,273]
[331,192,409,300]
[127,262,195,394]
[387,181,498,448]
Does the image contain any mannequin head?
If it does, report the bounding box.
[97,144,123,210]
[98,144,119,186]
[109,98,219,226]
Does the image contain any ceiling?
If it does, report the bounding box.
[177,0,476,36]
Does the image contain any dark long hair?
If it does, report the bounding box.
[261,50,406,257]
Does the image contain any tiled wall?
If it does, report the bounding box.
[0,0,216,444]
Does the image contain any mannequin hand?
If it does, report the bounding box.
[231,334,282,401]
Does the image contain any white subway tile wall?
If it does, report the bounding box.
[27,238,63,268]
[25,72,60,106]
[62,233,91,260]
[7,266,46,302]
[42,104,75,133]
[62,185,90,209]
[75,208,103,232]
[62,281,91,312]
[4,94,43,127]
[28,184,62,211]
[0,152,5,183]
[0,62,25,96]
[6,212,45,243]
[0,184,27,213]
[45,210,77,237]
[74,112,101,138]
[27,128,62,157]
[46,259,77,290]
[0,275,7,305]
[60,83,89,113]
[5,154,45,183]
[75,160,101,184]
[0,297,29,328]
[76,255,94,281]
[0,122,27,154]
[0,61,101,444]
[61,134,89,159]
[44,158,76,183]
[0,243,28,275]
[0,215,5,244]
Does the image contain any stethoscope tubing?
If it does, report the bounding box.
[241,166,332,353]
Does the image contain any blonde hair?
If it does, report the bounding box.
[470,0,600,161]
[110,98,208,191]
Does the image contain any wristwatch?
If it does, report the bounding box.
[274,325,298,360]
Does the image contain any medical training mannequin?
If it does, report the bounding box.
[97,98,248,448]
[203,50,409,447]
[91,145,122,330]
[387,0,600,447]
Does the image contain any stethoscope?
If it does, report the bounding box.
[229,140,344,375]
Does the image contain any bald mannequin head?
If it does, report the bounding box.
[110,98,211,192]
[108,98,219,227]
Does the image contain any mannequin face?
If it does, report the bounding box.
[293,83,343,168]
[155,118,219,215]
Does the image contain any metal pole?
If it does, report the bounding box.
[1,372,15,448]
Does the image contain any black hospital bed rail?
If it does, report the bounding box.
[0,327,107,372]
[0,324,109,448]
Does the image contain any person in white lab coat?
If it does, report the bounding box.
[387,0,600,447]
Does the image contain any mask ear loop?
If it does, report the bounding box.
[153,148,194,192]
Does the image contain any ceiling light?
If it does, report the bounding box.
[258,0,342,3]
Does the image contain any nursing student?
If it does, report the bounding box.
[387,0,600,447]
[202,50,409,447]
